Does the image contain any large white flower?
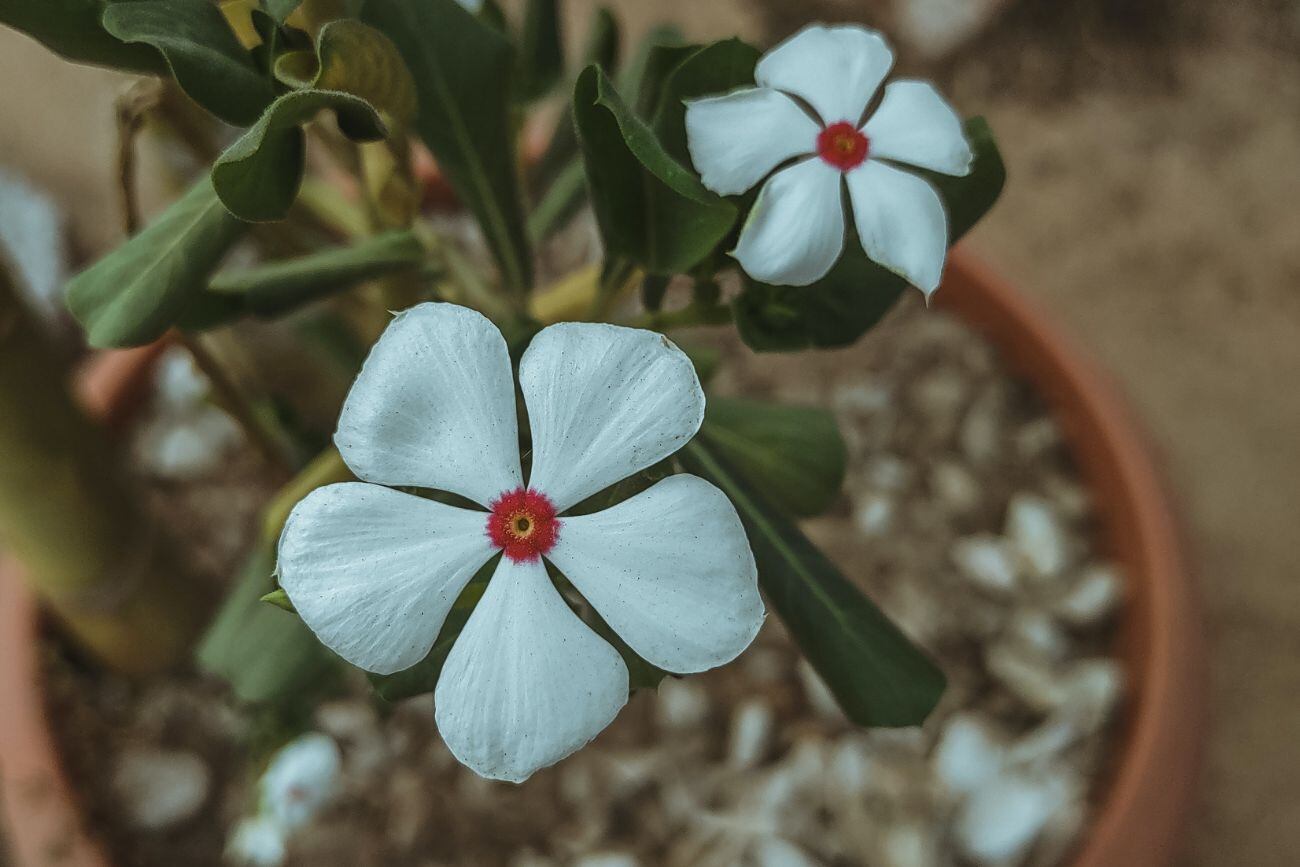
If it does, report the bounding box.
[277,303,765,782]
[685,24,973,294]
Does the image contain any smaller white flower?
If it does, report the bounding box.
[258,733,341,831]
[226,816,287,867]
[278,303,765,783]
[685,24,973,295]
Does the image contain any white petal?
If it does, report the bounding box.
[685,88,820,196]
[755,24,894,126]
[847,160,950,296]
[733,158,845,286]
[864,80,973,176]
[335,302,522,507]
[277,482,495,675]
[521,323,704,512]
[547,474,764,674]
[434,556,628,782]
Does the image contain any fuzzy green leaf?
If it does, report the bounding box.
[573,64,736,278]
[702,397,846,518]
[364,0,533,292]
[212,89,386,222]
[0,0,166,73]
[102,0,276,126]
[66,176,247,348]
[679,438,946,728]
[734,117,1007,352]
[207,229,426,316]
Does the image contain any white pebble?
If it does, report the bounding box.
[753,836,821,867]
[1059,659,1125,732]
[796,660,844,721]
[933,713,1005,795]
[854,492,895,536]
[951,535,1020,594]
[985,643,1066,711]
[1054,564,1124,626]
[226,815,287,866]
[573,854,640,867]
[1005,494,1072,579]
[114,748,210,830]
[728,700,774,769]
[954,772,1068,864]
[1006,608,1069,662]
[929,459,982,514]
[882,822,941,867]
[656,678,709,730]
[827,737,873,796]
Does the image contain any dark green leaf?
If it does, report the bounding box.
[364,0,533,292]
[573,64,736,277]
[0,0,166,73]
[679,438,946,728]
[734,116,1007,352]
[703,397,846,518]
[517,0,562,101]
[102,0,276,126]
[212,89,386,222]
[651,38,760,166]
[198,545,340,704]
[66,176,247,348]
[264,0,302,22]
[207,229,426,316]
[615,24,686,116]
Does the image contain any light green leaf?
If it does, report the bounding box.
[212,89,386,222]
[364,0,533,292]
[734,117,1007,352]
[276,19,418,125]
[66,176,247,348]
[679,439,946,728]
[207,229,426,316]
[702,397,847,518]
[517,0,562,101]
[102,0,276,127]
[0,0,166,73]
[260,588,296,611]
[573,64,736,277]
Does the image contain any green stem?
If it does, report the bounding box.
[0,257,208,672]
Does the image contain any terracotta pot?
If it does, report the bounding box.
[0,255,1203,867]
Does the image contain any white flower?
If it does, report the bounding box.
[685,24,973,294]
[258,733,341,830]
[227,816,287,867]
[277,303,765,783]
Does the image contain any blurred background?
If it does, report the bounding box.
[1,0,1298,864]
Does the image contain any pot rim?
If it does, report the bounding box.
[0,254,1203,867]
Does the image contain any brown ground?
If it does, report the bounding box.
[2,1,1299,865]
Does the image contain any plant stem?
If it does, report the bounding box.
[0,257,209,672]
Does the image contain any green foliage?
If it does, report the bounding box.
[213,90,387,222]
[207,229,427,317]
[702,397,846,518]
[517,0,562,101]
[573,64,737,279]
[102,0,276,126]
[616,25,687,115]
[264,0,303,22]
[364,0,533,292]
[680,439,947,728]
[734,117,1008,352]
[275,19,418,125]
[650,38,760,166]
[0,0,166,73]
[66,176,247,348]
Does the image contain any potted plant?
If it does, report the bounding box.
[0,1,1201,865]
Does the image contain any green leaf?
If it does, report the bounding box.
[0,0,166,73]
[207,229,426,316]
[702,397,846,518]
[260,588,296,612]
[734,116,1007,352]
[264,0,302,22]
[573,64,737,277]
[679,438,946,728]
[278,19,418,125]
[102,0,276,127]
[66,176,247,348]
[364,0,533,292]
[517,0,562,101]
[616,24,686,116]
[212,89,387,222]
[651,38,760,166]
[198,545,340,705]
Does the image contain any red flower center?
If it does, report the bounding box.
[817,121,870,171]
[487,488,559,563]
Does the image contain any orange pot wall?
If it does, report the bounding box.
[0,256,1204,867]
